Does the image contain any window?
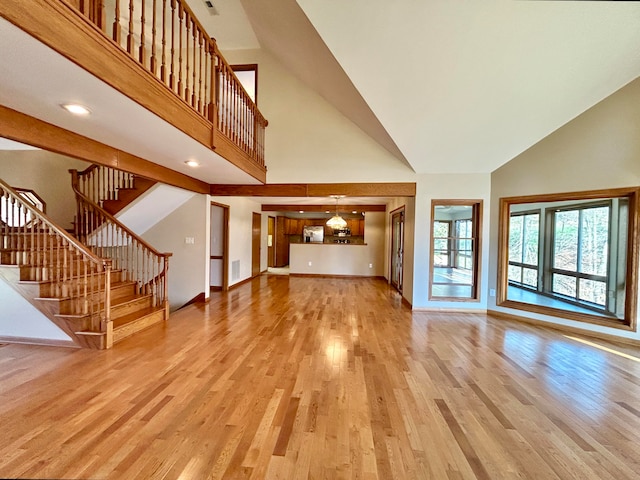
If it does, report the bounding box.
[498,188,639,329]
[231,64,257,104]
[508,211,540,288]
[430,200,482,300]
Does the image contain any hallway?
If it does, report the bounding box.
[1,275,639,479]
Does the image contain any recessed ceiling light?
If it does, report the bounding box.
[61,103,91,116]
[185,160,199,167]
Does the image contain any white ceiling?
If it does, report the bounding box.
[3,0,640,206]
[291,0,640,173]
[0,18,260,185]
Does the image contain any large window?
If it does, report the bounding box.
[498,188,639,329]
[430,200,482,300]
[508,211,540,288]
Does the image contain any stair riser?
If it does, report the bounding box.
[113,309,165,344]
[28,272,127,298]
[17,263,104,282]
[111,296,154,320]
[1,234,61,249]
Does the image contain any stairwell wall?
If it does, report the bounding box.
[141,193,208,311]
[0,149,88,230]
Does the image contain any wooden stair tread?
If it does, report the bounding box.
[17,271,125,285]
[112,293,151,307]
[112,306,164,329]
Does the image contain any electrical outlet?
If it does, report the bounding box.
[490,288,496,297]
[369,263,373,268]
[308,261,312,266]
[185,237,195,244]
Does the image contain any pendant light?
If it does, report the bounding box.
[326,195,348,229]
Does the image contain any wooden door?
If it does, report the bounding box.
[390,208,404,293]
[210,203,229,291]
[252,212,261,277]
[268,216,275,268]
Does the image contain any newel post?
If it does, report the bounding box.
[163,254,171,319]
[104,259,113,349]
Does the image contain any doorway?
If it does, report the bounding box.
[252,212,262,277]
[210,202,229,291]
[390,207,405,293]
[268,216,275,268]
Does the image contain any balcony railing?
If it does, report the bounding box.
[68,0,267,168]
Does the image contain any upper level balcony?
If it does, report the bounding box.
[0,0,267,185]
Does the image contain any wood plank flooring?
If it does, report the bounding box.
[1,275,640,479]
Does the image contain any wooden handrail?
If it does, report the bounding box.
[1,177,113,341]
[70,174,171,312]
[1,178,106,266]
[71,178,171,260]
[67,0,268,170]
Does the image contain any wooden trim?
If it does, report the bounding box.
[228,275,255,291]
[428,199,483,302]
[389,205,406,215]
[231,64,258,104]
[496,187,640,331]
[0,336,78,349]
[401,296,413,310]
[179,292,206,308]
[0,0,267,184]
[487,309,640,348]
[289,274,387,279]
[211,183,417,197]
[0,105,210,194]
[412,308,488,313]
[0,0,212,147]
[210,201,230,292]
[213,130,267,184]
[261,204,386,212]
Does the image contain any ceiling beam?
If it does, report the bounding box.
[261,204,386,212]
[210,182,416,197]
[0,105,210,194]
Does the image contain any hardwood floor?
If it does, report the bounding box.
[1,275,640,479]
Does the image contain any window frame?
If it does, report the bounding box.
[497,187,640,330]
[429,199,483,302]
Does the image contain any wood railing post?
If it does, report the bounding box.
[104,260,113,348]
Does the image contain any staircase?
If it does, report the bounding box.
[0,172,171,350]
[71,164,156,216]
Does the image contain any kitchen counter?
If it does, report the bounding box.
[289,243,382,277]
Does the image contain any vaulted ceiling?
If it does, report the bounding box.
[205,0,640,174]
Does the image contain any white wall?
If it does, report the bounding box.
[0,149,89,229]
[141,194,208,311]
[411,174,492,311]
[207,195,267,291]
[490,76,640,340]
[289,211,385,276]
[0,279,72,341]
[221,48,415,183]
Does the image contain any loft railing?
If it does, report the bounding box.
[69,0,267,168]
[0,177,112,332]
[74,163,135,206]
[71,171,171,315]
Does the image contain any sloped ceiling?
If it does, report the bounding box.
[230,0,640,174]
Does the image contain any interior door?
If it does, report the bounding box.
[252,212,261,277]
[390,208,404,293]
[210,203,229,291]
[268,216,275,267]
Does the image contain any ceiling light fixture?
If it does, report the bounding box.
[185,160,199,167]
[326,195,347,230]
[61,103,91,116]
